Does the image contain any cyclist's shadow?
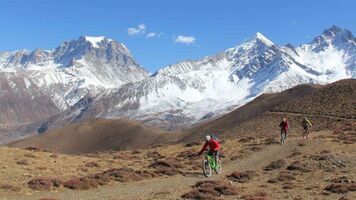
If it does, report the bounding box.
[182,171,206,178]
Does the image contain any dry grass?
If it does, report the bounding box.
[0,130,355,200]
[182,180,238,199]
[0,146,146,192]
[273,79,356,119]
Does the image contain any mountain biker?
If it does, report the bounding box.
[279,118,289,142]
[198,135,221,165]
[301,117,312,139]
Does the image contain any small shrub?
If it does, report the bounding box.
[264,159,286,171]
[134,170,157,179]
[86,173,110,186]
[85,161,101,168]
[23,153,37,158]
[0,184,20,192]
[330,176,354,184]
[79,167,89,172]
[182,180,238,199]
[227,171,257,183]
[146,151,165,159]
[103,168,143,182]
[267,178,278,183]
[63,177,98,190]
[28,178,61,191]
[277,172,296,182]
[38,166,47,170]
[325,183,356,194]
[25,147,42,152]
[286,161,308,172]
[250,146,262,152]
[50,153,59,158]
[16,159,29,165]
[131,150,141,154]
[282,185,294,190]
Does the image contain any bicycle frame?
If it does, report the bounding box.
[205,154,217,169]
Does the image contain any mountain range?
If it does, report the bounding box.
[0,25,355,143]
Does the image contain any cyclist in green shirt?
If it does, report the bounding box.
[301,117,312,139]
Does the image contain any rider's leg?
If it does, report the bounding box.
[214,150,220,165]
[280,130,285,144]
[303,127,308,139]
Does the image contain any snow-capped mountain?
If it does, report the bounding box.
[0,36,149,110]
[0,36,149,143]
[37,26,355,132]
[0,26,354,143]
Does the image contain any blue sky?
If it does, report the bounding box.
[0,0,355,72]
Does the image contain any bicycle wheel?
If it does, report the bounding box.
[202,159,212,177]
[214,160,222,174]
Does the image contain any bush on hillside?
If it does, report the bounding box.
[182,180,238,199]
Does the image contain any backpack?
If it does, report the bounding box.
[210,133,221,143]
[302,118,312,127]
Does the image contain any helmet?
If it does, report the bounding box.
[205,135,211,141]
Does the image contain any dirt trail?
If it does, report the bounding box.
[11,136,317,200]
[267,111,354,120]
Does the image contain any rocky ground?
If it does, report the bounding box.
[0,130,355,200]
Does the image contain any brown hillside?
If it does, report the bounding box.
[182,79,355,142]
[9,79,355,154]
[273,79,356,119]
[182,83,321,141]
[9,118,181,154]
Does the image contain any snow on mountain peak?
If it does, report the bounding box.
[255,32,274,46]
[84,36,107,48]
[226,32,275,59]
[324,25,342,35]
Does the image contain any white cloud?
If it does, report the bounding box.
[146,32,164,38]
[175,35,196,45]
[128,23,146,36]
[146,32,157,38]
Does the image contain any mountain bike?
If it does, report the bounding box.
[202,152,222,177]
[280,130,287,145]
